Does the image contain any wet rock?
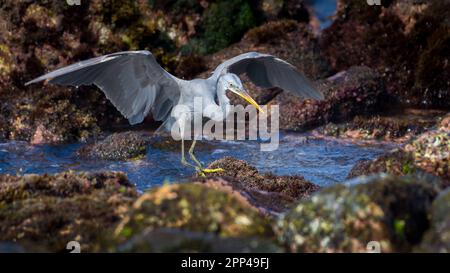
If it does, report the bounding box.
[321,0,450,108]
[77,131,149,160]
[0,171,137,252]
[149,136,216,153]
[315,109,445,142]
[276,66,386,131]
[348,149,415,179]
[276,174,437,252]
[113,183,274,243]
[117,228,281,253]
[415,188,450,252]
[200,157,319,213]
[348,130,450,187]
[261,0,310,22]
[404,130,450,185]
[438,113,450,132]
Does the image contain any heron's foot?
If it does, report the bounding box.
[201,168,225,174]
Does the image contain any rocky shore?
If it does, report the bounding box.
[0,0,449,252]
[1,155,449,252]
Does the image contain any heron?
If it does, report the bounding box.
[25,51,324,175]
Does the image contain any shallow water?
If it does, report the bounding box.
[310,0,337,29]
[0,133,392,191]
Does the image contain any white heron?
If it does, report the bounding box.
[26,51,324,174]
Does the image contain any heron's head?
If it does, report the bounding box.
[218,73,263,112]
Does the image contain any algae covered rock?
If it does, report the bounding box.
[317,109,444,142]
[201,157,319,213]
[348,130,450,187]
[114,183,274,243]
[0,171,137,252]
[276,66,386,131]
[276,175,437,252]
[320,0,450,108]
[117,228,281,253]
[416,189,450,252]
[77,131,149,160]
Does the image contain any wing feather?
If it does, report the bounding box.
[213,52,324,100]
[25,51,181,125]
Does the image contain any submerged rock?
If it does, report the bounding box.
[276,174,437,252]
[200,157,319,213]
[113,183,274,244]
[276,66,386,131]
[0,171,137,252]
[415,189,450,252]
[77,131,149,160]
[117,228,281,253]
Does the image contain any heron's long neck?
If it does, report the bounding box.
[216,83,230,118]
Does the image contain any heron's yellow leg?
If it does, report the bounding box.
[181,138,204,175]
[188,139,203,168]
[188,139,224,174]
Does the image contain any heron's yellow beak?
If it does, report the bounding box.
[228,87,264,113]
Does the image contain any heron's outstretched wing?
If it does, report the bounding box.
[213,52,324,100]
[25,51,181,125]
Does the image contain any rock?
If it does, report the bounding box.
[276,174,437,252]
[438,113,450,131]
[113,183,274,244]
[347,149,415,179]
[200,157,319,213]
[415,188,450,252]
[276,66,386,131]
[117,228,282,253]
[348,130,450,187]
[0,171,137,252]
[260,0,310,22]
[320,0,450,108]
[315,109,445,142]
[149,136,216,153]
[404,130,450,185]
[77,131,149,160]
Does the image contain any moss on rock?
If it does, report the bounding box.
[116,227,281,253]
[348,130,450,187]
[0,171,137,252]
[317,109,444,142]
[276,174,437,252]
[415,188,450,252]
[77,131,149,160]
[114,183,274,243]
